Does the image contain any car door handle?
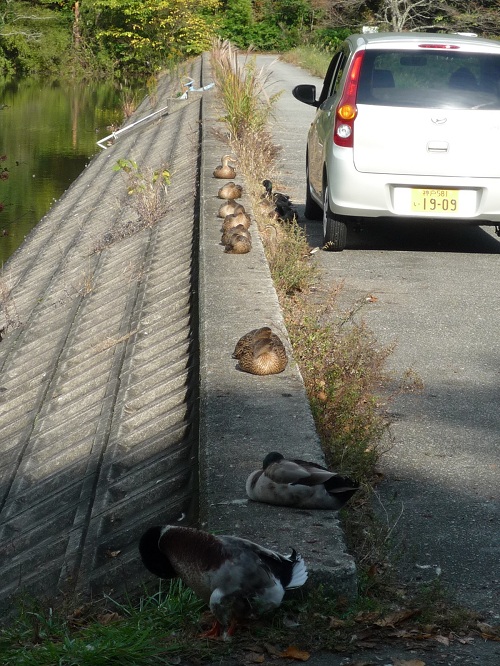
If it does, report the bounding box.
[427,141,449,153]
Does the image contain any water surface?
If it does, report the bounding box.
[0,77,128,264]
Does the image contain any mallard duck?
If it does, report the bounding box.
[221,224,251,246]
[260,181,297,222]
[139,525,307,639]
[221,211,251,232]
[261,180,291,208]
[232,327,287,375]
[246,452,359,510]
[218,182,243,200]
[224,233,252,255]
[218,200,245,218]
[213,155,237,179]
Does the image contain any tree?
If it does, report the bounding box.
[0,0,72,76]
[82,0,220,76]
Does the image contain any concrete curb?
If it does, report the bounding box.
[198,53,357,598]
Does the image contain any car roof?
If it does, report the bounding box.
[347,32,500,53]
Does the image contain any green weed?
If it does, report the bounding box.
[0,582,206,666]
[281,46,331,79]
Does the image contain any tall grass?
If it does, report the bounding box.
[210,39,282,139]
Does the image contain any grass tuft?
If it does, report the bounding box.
[211,39,282,140]
[0,582,207,666]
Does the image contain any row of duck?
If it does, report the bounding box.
[137,156,359,638]
[214,155,298,255]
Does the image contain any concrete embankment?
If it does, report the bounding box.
[0,53,355,614]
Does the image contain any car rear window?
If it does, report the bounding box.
[356,49,500,109]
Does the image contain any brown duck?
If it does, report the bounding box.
[213,155,237,179]
[232,327,287,375]
[221,224,251,246]
[218,182,243,200]
[221,211,251,232]
[218,200,245,218]
[224,233,252,255]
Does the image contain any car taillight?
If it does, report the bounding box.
[334,50,365,148]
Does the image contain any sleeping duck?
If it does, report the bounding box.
[246,452,359,510]
[218,182,243,200]
[221,224,251,246]
[221,211,251,232]
[224,233,252,254]
[139,525,307,639]
[232,326,287,375]
[213,155,237,179]
[218,200,245,218]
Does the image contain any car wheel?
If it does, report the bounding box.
[322,184,347,251]
[304,158,322,220]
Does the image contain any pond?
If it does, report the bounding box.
[0,77,138,265]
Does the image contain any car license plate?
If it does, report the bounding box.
[411,189,460,214]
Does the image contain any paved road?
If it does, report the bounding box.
[243,55,500,665]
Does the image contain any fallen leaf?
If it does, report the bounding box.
[329,616,347,629]
[354,611,380,623]
[97,612,121,625]
[105,549,121,558]
[434,634,449,646]
[365,295,378,302]
[477,621,500,639]
[279,646,310,661]
[263,643,282,657]
[244,653,265,663]
[374,609,419,627]
[393,660,426,666]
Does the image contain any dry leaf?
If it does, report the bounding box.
[329,616,347,628]
[263,643,282,657]
[434,634,450,646]
[366,295,378,302]
[279,646,310,661]
[354,611,380,623]
[97,612,121,625]
[374,609,419,627]
[105,549,121,558]
[477,621,500,639]
[393,660,426,666]
[244,653,265,664]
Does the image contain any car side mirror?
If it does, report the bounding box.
[292,84,318,107]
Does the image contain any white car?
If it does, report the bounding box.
[292,32,500,250]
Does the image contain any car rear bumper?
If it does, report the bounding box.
[328,155,500,224]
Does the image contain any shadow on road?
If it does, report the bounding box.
[296,204,500,254]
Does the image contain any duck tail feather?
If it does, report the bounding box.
[286,550,308,589]
[324,474,359,493]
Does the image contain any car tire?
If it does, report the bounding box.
[304,159,322,220]
[323,184,347,251]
